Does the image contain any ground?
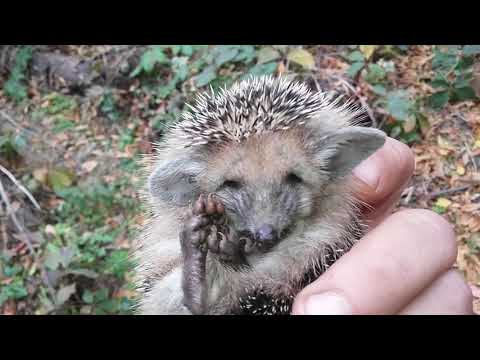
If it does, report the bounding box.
[0,45,479,315]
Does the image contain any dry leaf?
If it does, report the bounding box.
[82,160,98,173]
[44,224,56,236]
[436,197,452,208]
[33,168,48,184]
[359,45,378,60]
[437,135,454,150]
[403,116,417,133]
[287,48,315,70]
[456,165,466,176]
[256,47,280,64]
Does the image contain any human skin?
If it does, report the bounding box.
[292,137,474,315]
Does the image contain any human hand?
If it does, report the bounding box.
[292,137,474,315]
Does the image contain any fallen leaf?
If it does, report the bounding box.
[81,160,98,173]
[436,197,452,209]
[437,135,454,150]
[256,47,280,64]
[402,116,417,133]
[33,168,48,184]
[47,168,75,193]
[277,61,287,75]
[456,165,466,176]
[287,48,315,70]
[3,300,16,315]
[44,224,56,236]
[471,284,480,298]
[359,45,378,60]
[56,283,76,306]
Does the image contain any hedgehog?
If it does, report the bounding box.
[133,75,386,315]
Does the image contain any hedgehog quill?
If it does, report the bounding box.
[133,76,386,315]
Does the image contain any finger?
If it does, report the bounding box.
[352,137,415,226]
[292,209,457,315]
[398,270,474,315]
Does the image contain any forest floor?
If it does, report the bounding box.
[0,45,479,314]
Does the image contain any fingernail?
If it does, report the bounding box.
[352,155,381,190]
[302,292,353,315]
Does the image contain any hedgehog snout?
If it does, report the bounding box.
[254,224,279,251]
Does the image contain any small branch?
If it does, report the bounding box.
[0,178,35,254]
[401,185,415,205]
[0,177,56,302]
[333,75,378,128]
[0,164,41,211]
[0,110,36,135]
[428,185,471,199]
[0,201,7,251]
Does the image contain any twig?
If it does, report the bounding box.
[464,141,478,173]
[0,178,35,254]
[428,185,471,199]
[333,75,378,128]
[401,185,415,205]
[0,110,36,135]
[0,201,7,251]
[0,177,56,301]
[0,164,41,211]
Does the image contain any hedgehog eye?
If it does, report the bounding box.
[285,172,303,185]
[220,179,242,190]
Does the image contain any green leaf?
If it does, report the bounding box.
[430,74,450,89]
[432,48,458,73]
[287,48,315,70]
[82,290,94,304]
[44,244,62,270]
[246,62,277,76]
[48,168,75,194]
[4,46,33,103]
[452,86,476,101]
[346,61,364,78]
[213,46,239,67]
[194,65,217,87]
[453,72,473,88]
[130,46,168,77]
[13,134,27,151]
[428,90,450,109]
[180,45,194,57]
[56,283,76,306]
[234,45,256,63]
[256,47,281,64]
[372,84,387,96]
[347,51,364,62]
[385,90,413,121]
[359,45,377,60]
[455,56,474,71]
[463,45,480,56]
[363,63,386,84]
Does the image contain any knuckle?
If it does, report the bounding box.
[392,209,457,268]
[390,138,415,175]
[445,270,474,312]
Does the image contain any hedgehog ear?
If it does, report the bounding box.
[317,127,386,178]
[148,158,203,206]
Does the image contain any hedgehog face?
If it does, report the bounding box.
[204,130,321,252]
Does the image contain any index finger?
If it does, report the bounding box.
[291,209,457,315]
[352,137,415,226]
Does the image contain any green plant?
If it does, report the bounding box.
[4,46,33,103]
[428,45,480,109]
[99,89,121,122]
[0,131,26,161]
[0,258,28,306]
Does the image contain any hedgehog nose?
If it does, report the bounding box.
[255,224,278,244]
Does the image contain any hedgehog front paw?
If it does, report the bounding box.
[180,194,219,253]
